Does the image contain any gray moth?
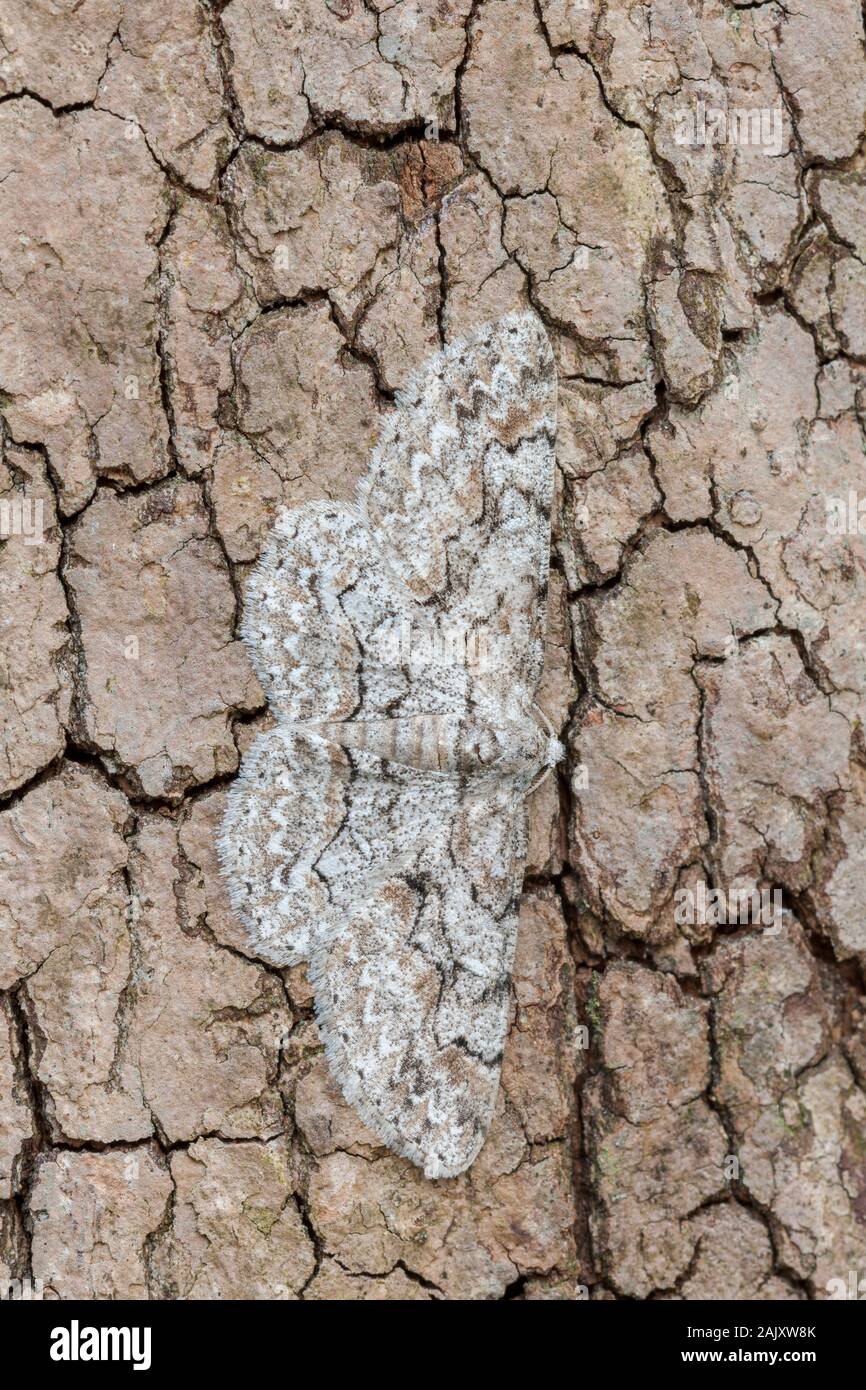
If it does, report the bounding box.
[219,311,561,1178]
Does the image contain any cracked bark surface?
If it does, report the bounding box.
[0,0,864,1300]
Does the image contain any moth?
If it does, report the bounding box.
[219,311,561,1178]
